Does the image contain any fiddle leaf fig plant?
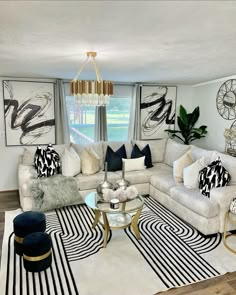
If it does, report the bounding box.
[165,105,208,145]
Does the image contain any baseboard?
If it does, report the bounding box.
[0,189,19,194]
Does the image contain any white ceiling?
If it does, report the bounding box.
[0,1,236,84]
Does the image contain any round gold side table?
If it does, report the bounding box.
[223,210,236,254]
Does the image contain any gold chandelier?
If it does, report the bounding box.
[70,52,113,106]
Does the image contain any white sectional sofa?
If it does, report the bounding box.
[18,138,236,236]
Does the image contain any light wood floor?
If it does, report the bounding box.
[0,191,235,294]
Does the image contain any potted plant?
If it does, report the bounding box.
[165,105,208,145]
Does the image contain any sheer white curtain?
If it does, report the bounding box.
[55,79,70,144]
[128,83,141,140]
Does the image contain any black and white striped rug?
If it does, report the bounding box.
[1,196,236,295]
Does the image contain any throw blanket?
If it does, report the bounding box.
[30,175,81,211]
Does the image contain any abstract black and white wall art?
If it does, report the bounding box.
[140,85,177,139]
[3,80,55,146]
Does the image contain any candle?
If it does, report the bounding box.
[110,198,120,209]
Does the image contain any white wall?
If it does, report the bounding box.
[0,77,54,191]
[191,79,233,152]
[0,80,193,191]
[176,85,194,120]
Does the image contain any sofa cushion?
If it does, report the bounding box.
[72,142,104,169]
[191,145,213,164]
[132,139,167,163]
[131,144,153,168]
[173,151,193,183]
[115,169,152,184]
[147,163,173,176]
[114,163,172,185]
[75,171,120,190]
[211,151,236,185]
[164,139,190,167]
[103,141,132,159]
[150,174,178,195]
[170,186,220,218]
[105,145,127,171]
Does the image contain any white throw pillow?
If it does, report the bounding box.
[61,147,81,177]
[183,157,207,189]
[80,147,100,175]
[173,151,193,183]
[122,156,146,172]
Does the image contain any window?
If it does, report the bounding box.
[65,83,134,143]
[66,95,95,144]
[106,84,133,141]
[106,96,131,141]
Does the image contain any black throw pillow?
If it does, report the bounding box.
[131,144,153,168]
[105,145,127,171]
[198,157,231,198]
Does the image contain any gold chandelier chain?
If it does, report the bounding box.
[73,52,103,82]
[73,56,89,81]
[92,56,102,82]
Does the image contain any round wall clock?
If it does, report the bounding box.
[216,79,236,120]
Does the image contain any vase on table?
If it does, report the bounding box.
[97,162,113,197]
[115,161,130,190]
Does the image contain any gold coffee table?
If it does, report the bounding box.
[85,192,144,248]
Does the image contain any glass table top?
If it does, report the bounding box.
[85,191,144,214]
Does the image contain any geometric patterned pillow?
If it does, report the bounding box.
[34,144,61,177]
[45,144,61,176]
[198,157,231,198]
[230,198,236,214]
[34,146,46,177]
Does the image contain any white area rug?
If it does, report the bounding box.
[1,196,236,295]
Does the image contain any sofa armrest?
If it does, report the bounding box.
[210,186,236,232]
[18,164,37,211]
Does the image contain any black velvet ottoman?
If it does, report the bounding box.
[23,232,52,272]
[13,211,46,255]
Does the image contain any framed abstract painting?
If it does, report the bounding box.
[140,85,177,139]
[3,80,55,146]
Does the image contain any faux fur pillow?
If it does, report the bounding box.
[30,175,81,212]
